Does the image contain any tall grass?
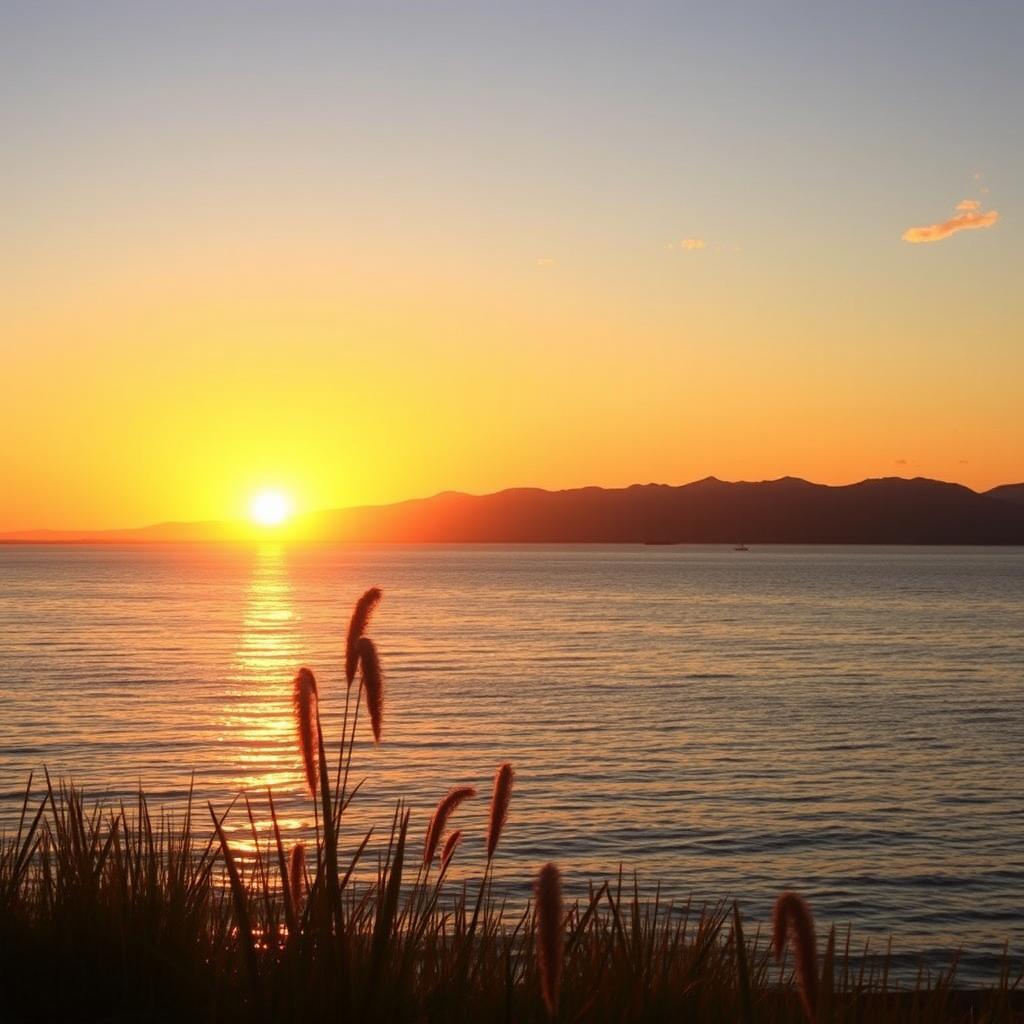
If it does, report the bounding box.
[1,588,1021,1022]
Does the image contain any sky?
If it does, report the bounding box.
[2,1,1022,530]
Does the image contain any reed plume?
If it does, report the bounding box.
[358,636,384,743]
[773,890,819,1024]
[486,761,515,861]
[292,667,319,797]
[289,842,306,917]
[440,829,462,868]
[423,786,476,867]
[535,861,563,1019]
[346,587,382,685]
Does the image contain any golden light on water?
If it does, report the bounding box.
[230,544,302,796]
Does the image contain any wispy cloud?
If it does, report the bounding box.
[536,257,556,267]
[902,200,999,244]
[667,238,707,252]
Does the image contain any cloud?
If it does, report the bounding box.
[667,238,707,251]
[902,201,999,244]
[894,458,908,465]
[536,257,556,267]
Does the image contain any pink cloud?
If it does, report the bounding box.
[902,202,999,244]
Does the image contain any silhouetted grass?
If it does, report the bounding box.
[1,589,1021,1022]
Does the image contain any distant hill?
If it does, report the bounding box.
[303,477,1024,545]
[0,520,236,545]
[985,483,1024,506]
[4,477,1024,545]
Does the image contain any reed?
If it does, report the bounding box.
[289,841,306,918]
[423,786,477,867]
[440,829,463,869]
[292,667,318,797]
[357,636,384,743]
[535,861,564,1019]
[1,778,1020,1023]
[774,890,820,1024]
[486,761,515,861]
[345,586,382,685]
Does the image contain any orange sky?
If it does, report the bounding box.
[2,4,1022,531]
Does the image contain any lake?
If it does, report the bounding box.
[1,543,1022,982]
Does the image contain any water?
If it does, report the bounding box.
[1,543,1022,982]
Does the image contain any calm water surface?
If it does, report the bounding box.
[1,544,1022,982]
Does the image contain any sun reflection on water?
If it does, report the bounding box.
[228,544,302,796]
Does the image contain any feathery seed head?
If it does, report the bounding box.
[486,762,515,861]
[423,786,477,867]
[535,862,564,1019]
[345,587,382,686]
[358,636,384,743]
[440,829,463,868]
[292,667,319,797]
[773,891,819,1024]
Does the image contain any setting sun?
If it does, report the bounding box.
[250,490,292,527]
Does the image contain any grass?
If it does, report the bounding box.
[1,589,1021,1023]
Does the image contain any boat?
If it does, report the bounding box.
[734,543,749,551]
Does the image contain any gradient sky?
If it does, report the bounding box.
[2,1,1022,530]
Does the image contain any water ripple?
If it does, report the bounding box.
[1,542,1022,983]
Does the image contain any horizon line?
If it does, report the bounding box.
[3,473,1022,539]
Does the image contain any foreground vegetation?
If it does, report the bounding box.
[2,590,1021,1022]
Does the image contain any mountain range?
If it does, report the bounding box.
[3,476,1024,545]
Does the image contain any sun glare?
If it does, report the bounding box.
[250,490,292,527]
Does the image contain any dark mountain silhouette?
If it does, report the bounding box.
[303,477,1024,544]
[985,483,1024,506]
[4,477,1023,545]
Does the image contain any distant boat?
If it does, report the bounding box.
[734,543,749,551]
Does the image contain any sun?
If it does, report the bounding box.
[250,490,292,527]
